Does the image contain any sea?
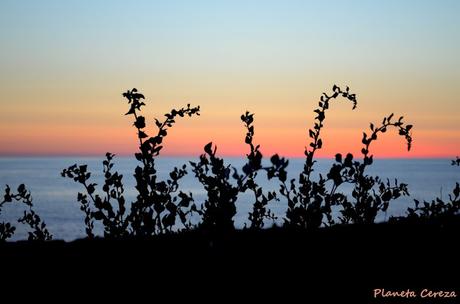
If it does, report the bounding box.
[0,157,458,241]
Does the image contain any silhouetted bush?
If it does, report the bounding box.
[452,156,460,166]
[239,112,279,229]
[333,113,412,224]
[55,86,456,239]
[1,85,458,243]
[190,111,288,231]
[402,161,460,220]
[264,86,413,228]
[0,184,52,241]
[270,85,357,229]
[190,143,239,231]
[61,153,128,238]
[405,183,459,220]
[62,88,200,237]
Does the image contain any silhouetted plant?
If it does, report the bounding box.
[124,88,200,235]
[274,85,357,229]
[403,161,459,220]
[190,143,239,231]
[3,83,459,243]
[405,183,459,220]
[0,184,52,241]
[191,112,287,231]
[50,85,453,240]
[239,112,279,229]
[62,89,200,237]
[269,86,413,227]
[333,113,412,224]
[62,153,128,238]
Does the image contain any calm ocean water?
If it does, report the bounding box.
[0,157,458,241]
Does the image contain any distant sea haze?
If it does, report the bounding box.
[0,157,458,241]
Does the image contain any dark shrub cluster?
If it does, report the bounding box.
[332,113,412,225]
[59,86,424,238]
[277,85,357,229]
[2,86,458,241]
[264,86,413,229]
[387,159,460,221]
[0,184,52,241]
[405,183,459,220]
[62,89,200,237]
[453,157,460,166]
[190,112,286,231]
[239,112,280,229]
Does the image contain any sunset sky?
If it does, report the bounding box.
[0,0,459,158]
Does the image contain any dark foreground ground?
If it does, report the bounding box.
[1,218,459,303]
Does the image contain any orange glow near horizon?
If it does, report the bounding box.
[0,117,457,158]
[1,74,458,158]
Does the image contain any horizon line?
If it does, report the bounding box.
[0,153,455,160]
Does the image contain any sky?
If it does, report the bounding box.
[0,0,459,158]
